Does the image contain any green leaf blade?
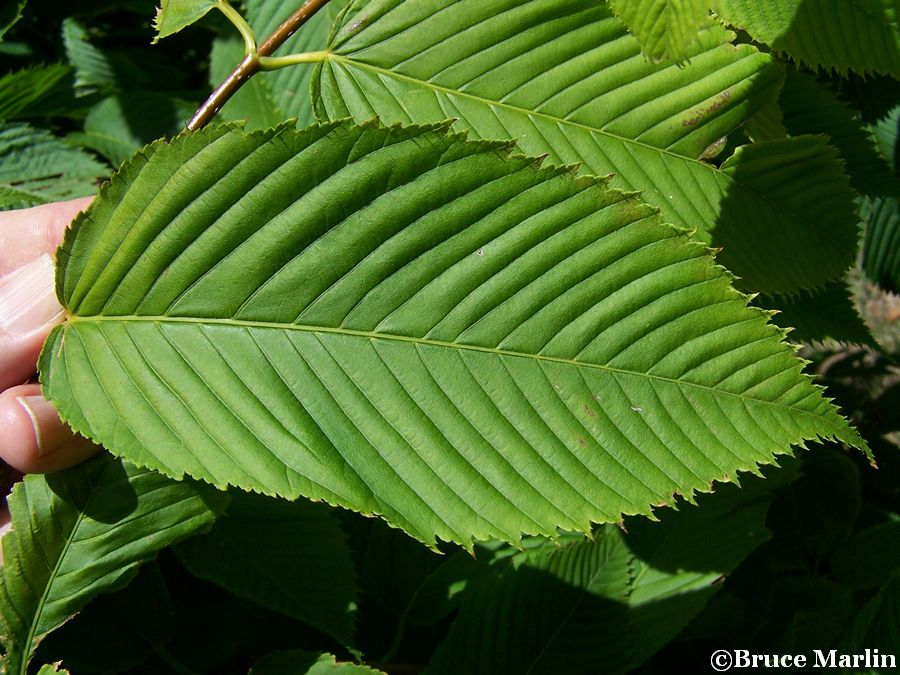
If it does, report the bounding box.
[313,0,857,293]
[42,120,868,549]
[609,0,717,64]
[0,455,226,674]
[717,0,900,78]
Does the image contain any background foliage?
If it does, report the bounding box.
[0,0,898,673]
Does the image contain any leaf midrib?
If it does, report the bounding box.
[67,314,829,421]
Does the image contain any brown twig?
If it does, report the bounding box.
[186,0,333,131]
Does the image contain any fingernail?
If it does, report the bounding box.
[0,254,63,334]
[16,395,68,457]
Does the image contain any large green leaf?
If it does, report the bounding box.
[312,0,859,293]
[40,120,868,549]
[716,0,900,78]
[0,453,227,675]
[0,122,108,209]
[175,491,357,644]
[608,0,717,64]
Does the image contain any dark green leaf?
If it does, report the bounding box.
[759,280,876,348]
[0,454,227,675]
[175,491,357,645]
[861,195,900,293]
[717,0,900,78]
[0,122,108,209]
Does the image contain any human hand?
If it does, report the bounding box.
[0,198,102,479]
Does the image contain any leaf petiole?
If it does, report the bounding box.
[257,50,330,70]
[215,0,257,56]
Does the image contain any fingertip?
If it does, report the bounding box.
[0,384,101,473]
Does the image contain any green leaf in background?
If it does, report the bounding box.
[361,521,483,631]
[427,530,634,674]
[40,119,868,550]
[153,0,218,43]
[759,280,876,348]
[0,0,26,41]
[428,474,774,674]
[313,0,858,294]
[0,122,108,209]
[33,563,175,673]
[622,480,773,667]
[251,651,386,675]
[778,70,899,197]
[608,0,717,64]
[839,570,900,661]
[831,517,900,590]
[0,453,227,675]
[0,64,81,120]
[861,195,900,293]
[67,92,197,166]
[62,18,148,96]
[175,491,357,645]
[716,0,900,78]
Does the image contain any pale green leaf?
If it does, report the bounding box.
[313,0,857,293]
[251,651,386,675]
[609,0,718,64]
[175,491,357,644]
[0,0,26,41]
[716,0,900,78]
[0,122,108,209]
[154,0,218,42]
[40,120,868,550]
[870,102,898,173]
[0,454,227,675]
